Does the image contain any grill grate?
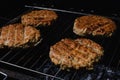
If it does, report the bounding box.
[0,6,120,80]
[0,71,7,80]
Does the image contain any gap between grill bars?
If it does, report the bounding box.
[0,60,64,80]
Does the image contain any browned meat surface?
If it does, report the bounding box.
[21,10,58,27]
[49,38,104,70]
[0,23,41,48]
[73,15,116,37]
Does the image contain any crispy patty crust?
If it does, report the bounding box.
[49,38,104,70]
[21,10,58,27]
[0,23,41,48]
[73,15,116,37]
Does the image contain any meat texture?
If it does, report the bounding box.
[0,23,41,48]
[73,15,116,37]
[21,10,58,27]
[49,38,104,70]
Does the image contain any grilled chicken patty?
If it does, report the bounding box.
[0,23,40,48]
[49,38,103,70]
[73,15,116,37]
[21,10,58,27]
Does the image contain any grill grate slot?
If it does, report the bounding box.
[0,49,10,59]
[15,48,34,65]
[35,59,49,71]
[0,49,13,60]
[29,55,44,69]
[37,60,60,75]
[7,49,24,63]
[21,47,45,68]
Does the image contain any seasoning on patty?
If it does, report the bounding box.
[21,10,58,27]
[0,23,41,48]
[73,15,116,37]
[49,38,104,70]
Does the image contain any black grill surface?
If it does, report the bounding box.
[0,6,120,80]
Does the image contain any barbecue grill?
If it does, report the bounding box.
[0,1,120,80]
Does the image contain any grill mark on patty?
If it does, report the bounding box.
[24,26,35,43]
[50,47,61,65]
[21,10,58,27]
[55,42,73,68]
[1,26,9,46]
[15,24,24,47]
[57,42,74,66]
[22,24,25,45]
[75,39,103,64]
[61,39,97,69]
[7,24,15,47]
[56,41,73,61]
[50,38,104,70]
[50,47,61,60]
[0,28,3,47]
[14,24,17,46]
[0,23,41,48]
[73,15,116,36]
[24,26,29,43]
[60,40,84,62]
[35,28,40,42]
[62,39,97,62]
[61,39,86,59]
[92,21,116,36]
[51,45,67,66]
[75,39,103,55]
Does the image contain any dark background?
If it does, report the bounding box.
[0,0,120,20]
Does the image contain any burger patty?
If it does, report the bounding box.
[73,15,116,37]
[49,38,104,70]
[21,10,58,27]
[0,23,41,48]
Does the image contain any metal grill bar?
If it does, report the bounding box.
[0,49,12,60]
[25,5,90,15]
[70,71,77,80]
[15,48,34,65]
[43,64,53,73]
[0,60,63,80]
[22,47,46,68]
[36,59,49,71]
[29,54,47,69]
[51,69,61,80]
[0,71,7,80]
[7,49,23,62]
[0,49,10,59]
[22,51,41,67]
[22,55,37,67]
